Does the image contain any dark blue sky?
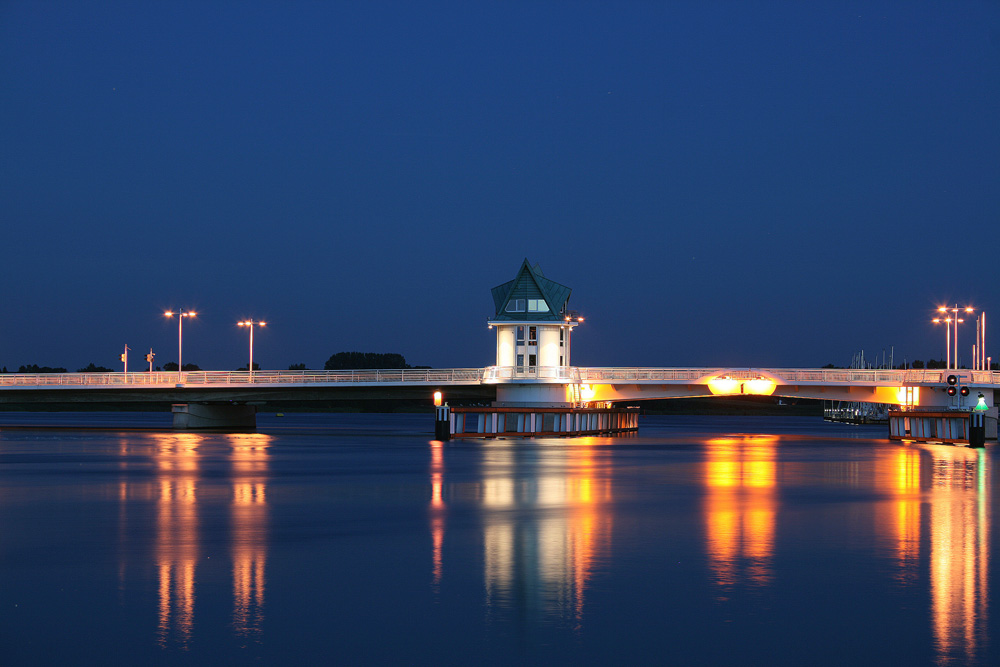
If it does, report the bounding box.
[2,1,999,371]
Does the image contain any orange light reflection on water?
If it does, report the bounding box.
[922,445,989,665]
[873,446,921,585]
[229,433,271,639]
[151,432,202,649]
[703,436,777,590]
[429,440,446,588]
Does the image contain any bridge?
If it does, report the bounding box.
[0,365,994,428]
[1,260,995,437]
[1,365,993,401]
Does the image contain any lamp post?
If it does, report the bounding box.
[936,305,973,370]
[237,319,266,379]
[932,316,952,369]
[164,309,196,382]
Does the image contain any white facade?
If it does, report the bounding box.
[492,322,576,372]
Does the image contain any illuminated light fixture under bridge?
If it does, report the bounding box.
[707,375,776,396]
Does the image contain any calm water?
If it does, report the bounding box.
[0,413,996,665]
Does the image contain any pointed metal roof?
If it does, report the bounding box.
[490,259,572,321]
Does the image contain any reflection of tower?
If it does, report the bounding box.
[152,433,202,649]
[230,434,271,639]
[703,437,777,589]
[925,446,989,664]
[429,440,446,588]
[481,439,612,623]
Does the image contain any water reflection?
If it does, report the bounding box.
[229,434,271,640]
[703,436,778,591]
[874,446,921,585]
[126,432,272,649]
[429,440,446,589]
[151,433,202,649]
[923,445,989,665]
[478,439,612,624]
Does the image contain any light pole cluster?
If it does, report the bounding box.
[237,319,266,376]
[162,310,268,381]
[164,309,197,381]
[932,305,987,371]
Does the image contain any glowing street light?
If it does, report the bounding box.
[934,305,974,370]
[164,309,196,381]
[237,319,266,378]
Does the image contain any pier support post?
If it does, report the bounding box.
[970,411,986,448]
[434,405,451,440]
[172,403,257,431]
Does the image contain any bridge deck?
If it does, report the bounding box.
[0,368,485,389]
[1,367,998,390]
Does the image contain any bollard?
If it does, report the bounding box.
[435,405,451,441]
[970,411,986,448]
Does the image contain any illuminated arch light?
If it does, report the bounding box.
[745,377,776,396]
[579,384,596,401]
[708,376,739,395]
[895,386,920,406]
[707,376,776,396]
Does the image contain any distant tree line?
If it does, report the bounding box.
[77,363,114,373]
[17,364,68,373]
[325,352,410,370]
[162,362,202,371]
[3,354,429,374]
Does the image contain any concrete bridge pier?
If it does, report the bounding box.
[172,403,257,430]
[496,383,571,406]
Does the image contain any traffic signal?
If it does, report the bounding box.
[947,386,957,396]
[120,354,126,362]
[947,375,958,386]
[961,386,970,397]
[145,353,154,363]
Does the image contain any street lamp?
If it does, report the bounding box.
[932,315,952,369]
[237,319,266,378]
[164,309,196,381]
[935,305,974,370]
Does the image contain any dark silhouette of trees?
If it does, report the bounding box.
[77,363,114,372]
[18,364,67,373]
[162,362,201,371]
[288,363,307,370]
[324,352,409,370]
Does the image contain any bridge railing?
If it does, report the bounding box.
[482,366,579,382]
[3,366,998,389]
[0,368,485,387]
[574,367,1000,385]
[575,368,710,382]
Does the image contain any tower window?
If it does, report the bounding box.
[528,327,537,346]
[527,299,549,312]
[506,299,526,312]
